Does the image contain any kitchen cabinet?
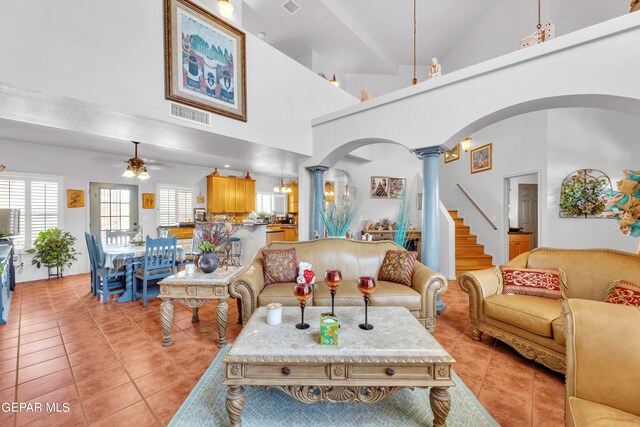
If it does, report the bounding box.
[266,230,285,245]
[287,182,298,213]
[509,233,532,260]
[207,175,256,214]
[284,228,297,242]
[267,226,298,242]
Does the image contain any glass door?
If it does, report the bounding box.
[89,183,139,241]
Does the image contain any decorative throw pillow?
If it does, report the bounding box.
[604,280,640,306]
[378,250,418,287]
[495,266,568,300]
[262,248,298,286]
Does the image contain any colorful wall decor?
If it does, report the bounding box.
[165,0,247,121]
[605,169,640,237]
[559,169,611,218]
[67,189,85,208]
[470,143,492,174]
[444,144,460,163]
[142,193,155,209]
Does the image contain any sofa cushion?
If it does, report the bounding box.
[378,250,417,287]
[567,397,640,427]
[257,282,306,307]
[262,248,297,285]
[551,317,565,346]
[497,266,567,300]
[314,280,421,311]
[604,279,640,307]
[484,294,562,337]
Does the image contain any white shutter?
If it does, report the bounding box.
[158,188,176,226]
[30,181,59,243]
[177,190,193,223]
[0,178,26,249]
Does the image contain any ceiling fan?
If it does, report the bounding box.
[122,141,150,179]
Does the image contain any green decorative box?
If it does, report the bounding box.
[320,313,339,346]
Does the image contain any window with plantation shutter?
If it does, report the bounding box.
[158,186,193,226]
[0,175,61,250]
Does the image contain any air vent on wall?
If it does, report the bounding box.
[169,103,210,126]
[281,0,300,15]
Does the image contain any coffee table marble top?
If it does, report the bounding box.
[227,306,455,364]
[159,266,245,285]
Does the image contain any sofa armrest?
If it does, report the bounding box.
[563,299,640,419]
[458,268,500,340]
[411,262,448,334]
[229,260,265,324]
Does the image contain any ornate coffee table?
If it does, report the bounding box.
[158,266,245,347]
[223,306,455,426]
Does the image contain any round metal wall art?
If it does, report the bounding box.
[559,169,612,218]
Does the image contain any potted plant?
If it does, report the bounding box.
[194,222,239,273]
[26,228,79,279]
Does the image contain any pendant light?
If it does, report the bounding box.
[273,169,292,193]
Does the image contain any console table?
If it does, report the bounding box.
[158,266,245,347]
[224,306,455,426]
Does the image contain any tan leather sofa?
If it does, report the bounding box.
[459,248,640,373]
[230,239,448,333]
[563,299,640,426]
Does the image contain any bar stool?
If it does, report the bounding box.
[220,237,242,269]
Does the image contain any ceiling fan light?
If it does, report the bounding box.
[218,0,234,18]
[122,166,135,178]
[138,167,150,180]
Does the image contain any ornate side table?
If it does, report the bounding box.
[223,306,455,426]
[158,266,245,347]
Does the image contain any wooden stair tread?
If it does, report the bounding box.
[452,210,494,278]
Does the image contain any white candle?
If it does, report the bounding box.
[185,264,195,276]
[266,303,282,326]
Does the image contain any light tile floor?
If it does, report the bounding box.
[0,274,564,426]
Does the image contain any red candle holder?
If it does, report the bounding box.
[324,269,342,316]
[357,276,377,330]
[294,283,312,330]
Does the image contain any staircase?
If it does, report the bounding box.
[449,210,494,277]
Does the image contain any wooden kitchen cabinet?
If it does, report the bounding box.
[284,228,297,242]
[287,182,298,213]
[509,233,532,260]
[266,231,285,244]
[207,175,256,214]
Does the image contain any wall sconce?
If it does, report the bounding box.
[461,137,472,152]
[330,74,340,87]
[217,0,234,19]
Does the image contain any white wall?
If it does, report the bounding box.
[0,0,358,156]
[439,108,640,264]
[333,144,422,233]
[2,139,280,282]
[344,65,430,99]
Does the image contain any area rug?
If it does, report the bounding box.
[170,347,498,427]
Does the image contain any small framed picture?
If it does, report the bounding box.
[470,143,492,174]
[444,144,460,163]
[142,193,155,209]
[370,176,389,198]
[389,177,406,199]
[67,189,85,208]
[194,208,207,222]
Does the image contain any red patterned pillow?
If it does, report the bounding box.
[378,250,418,287]
[262,248,297,286]
[604,280,640,306]
[497,266,568,300]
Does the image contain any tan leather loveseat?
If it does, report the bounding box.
[230,239,448,333]
[459,248,640,373]
[563,299,640,426]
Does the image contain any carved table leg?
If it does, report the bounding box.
[216,299,229,347]
[161,299,174,347]
[429,386,451,427]
[191,307,200,323]
[226,385,244,427]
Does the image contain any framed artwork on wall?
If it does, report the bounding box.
[389,177,406,199]
[370,176,389,198]
[470,143,492,174]
[194,208,207,222]
[142,193,155,209]
[67,189,85,208]
[165,0,247,121]
[444,144,460,163]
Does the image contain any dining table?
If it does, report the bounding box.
[102,243,186,303]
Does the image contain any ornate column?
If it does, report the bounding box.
[305,165,329,238]
[413,146,447,314]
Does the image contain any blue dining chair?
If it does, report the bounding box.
[92,234,128,303]
[134,236,177,307]
[84,232,97,296]
[106,230,130,245]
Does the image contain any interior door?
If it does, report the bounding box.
[518,184,538,248]
[89,183,139,241]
